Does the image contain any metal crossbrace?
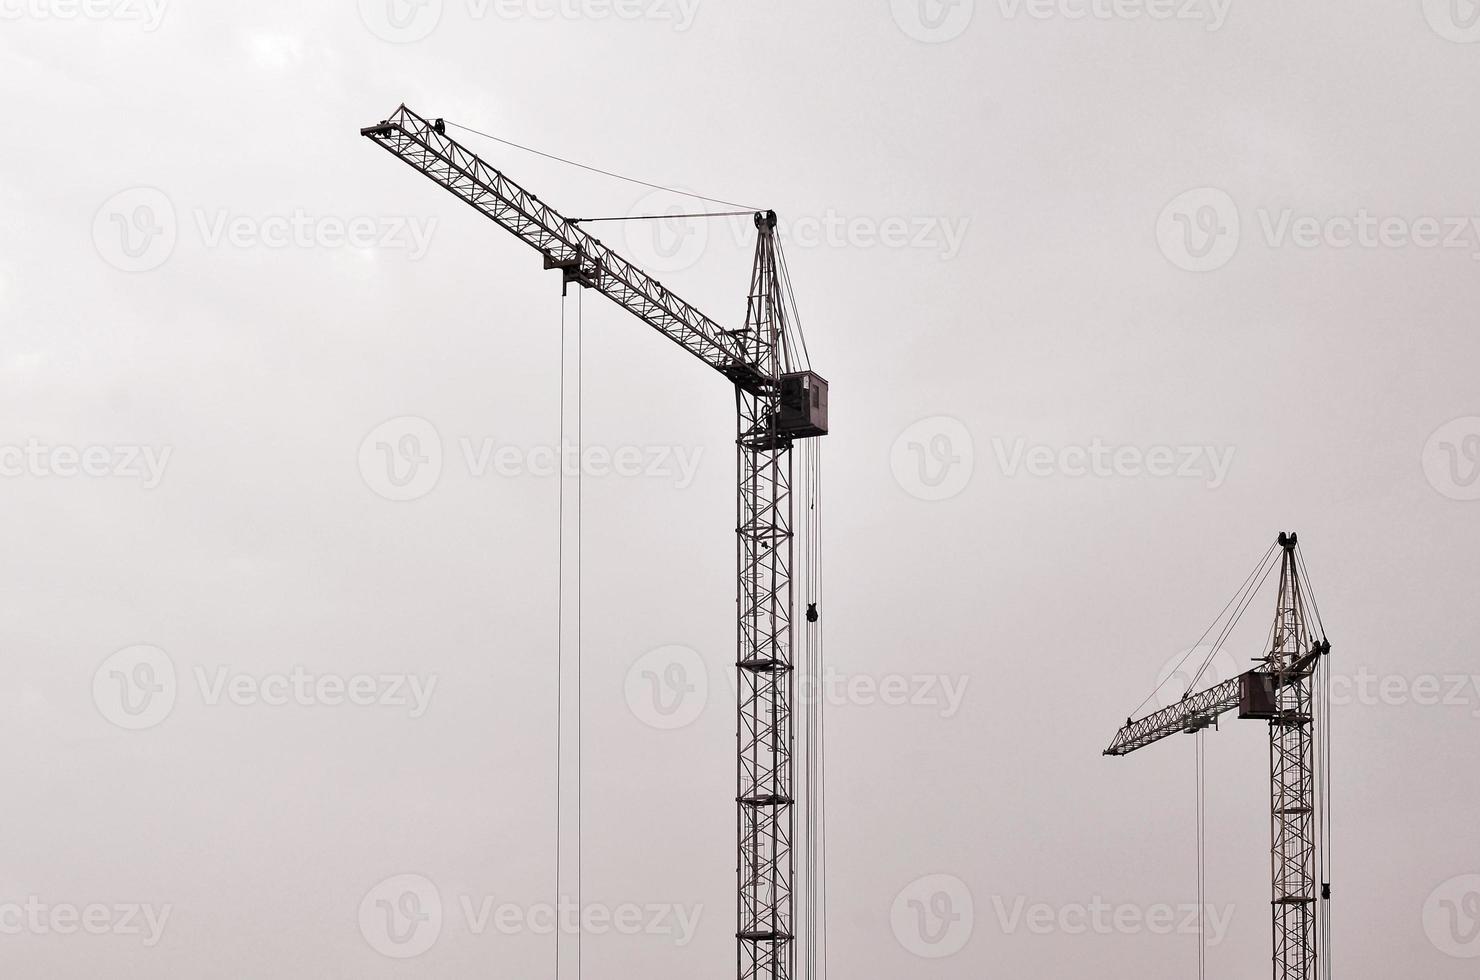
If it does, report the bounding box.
[1269,548,1317,980]
[736,222,795,980]
[1104,676,1244,756]
[361,105,751,381]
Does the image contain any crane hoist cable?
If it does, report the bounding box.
[799,422,829,980]
[1194,727,1207,980]
[554,286,584,978]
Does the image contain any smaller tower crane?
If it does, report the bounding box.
[1105,532,1333,980]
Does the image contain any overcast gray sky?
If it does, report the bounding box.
[3,1,1480,977]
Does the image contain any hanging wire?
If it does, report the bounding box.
[555,286,584,980]
[773,239,812,371]
[576,284,584,980]
[811,434,830,979]
[1131,541,1279,718]
[569,210,753,224]
[554,289,565,980]
[1195,728,1207,980]
[443,119,760,212]
[1296,544,1334,977]
[1187,552,1283,691]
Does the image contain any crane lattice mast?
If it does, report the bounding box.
[361,105,828,980]
[1105,532,1331,980]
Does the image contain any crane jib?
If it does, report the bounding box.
[359,105,770,386]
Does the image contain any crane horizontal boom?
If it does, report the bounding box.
[360,104,760,387]
[1104,644,1326,757]
[1104,673,1244,756]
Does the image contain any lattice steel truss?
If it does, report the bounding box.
[1268,540,1317,980]
[735,217,795,980]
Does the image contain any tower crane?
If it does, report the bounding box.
[1105,532,1333,980]
[361,104,828,980]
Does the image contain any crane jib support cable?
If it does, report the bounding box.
[360,105,830,980]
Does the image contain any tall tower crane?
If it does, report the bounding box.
[1105,532,1332,980]
[361,105,828,980]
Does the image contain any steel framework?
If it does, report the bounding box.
[362,105,819,980]
[735,216,796,980]
[1105,533,1328,980]
[1268,544,1317,980]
